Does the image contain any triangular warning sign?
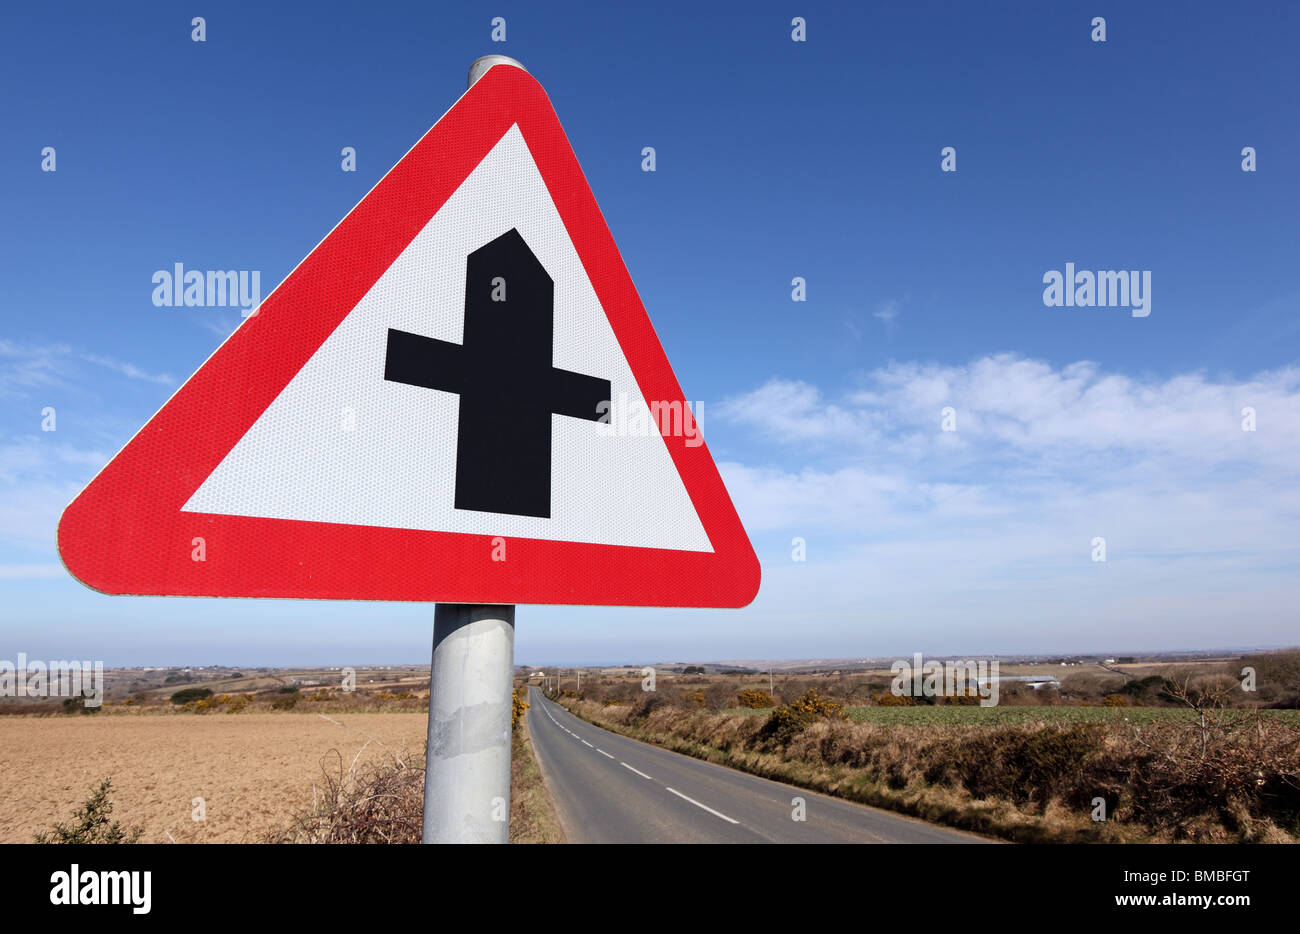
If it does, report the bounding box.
[58,63,760,608]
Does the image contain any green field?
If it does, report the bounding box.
[723,705,1300,726]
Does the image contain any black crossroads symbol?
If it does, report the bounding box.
[383,228,612,519]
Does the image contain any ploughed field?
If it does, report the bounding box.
[0,711,427,843]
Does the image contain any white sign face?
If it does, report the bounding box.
[184,125,711,552]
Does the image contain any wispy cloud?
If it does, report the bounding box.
[0,339,71,394]
[0,340,176,394]
[873,299,901,324]
[80,353,175,386]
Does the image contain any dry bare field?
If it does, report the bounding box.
[0,711,428,843]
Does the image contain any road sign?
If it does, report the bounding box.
[58,62,760,608]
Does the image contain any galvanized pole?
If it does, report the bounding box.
[422,604,515,843]
[420,55,529,845]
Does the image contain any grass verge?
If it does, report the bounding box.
[510,714,565,844]
[266,718,565,843]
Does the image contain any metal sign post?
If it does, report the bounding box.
[421,603,515,843]
[419,55,528,846]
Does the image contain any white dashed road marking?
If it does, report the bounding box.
[665,787,740,825]
[542,697,739,826]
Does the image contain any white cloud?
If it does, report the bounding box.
[723,354,1300,475]
[713,354,1300,649]
[713,378,883,444]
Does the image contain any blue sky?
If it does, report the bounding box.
[2,1,1298,665]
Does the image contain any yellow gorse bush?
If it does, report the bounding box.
[512,687,529,728]
[758,688,849,747]
[789,688,847,720]
[736,689,775,709]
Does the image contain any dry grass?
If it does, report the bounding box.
[509,715,566,844]
[264,742,424,844]
[265,715,563,844]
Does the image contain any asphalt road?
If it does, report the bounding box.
[526,687,989,844]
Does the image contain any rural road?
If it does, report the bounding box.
[526,687,988,844]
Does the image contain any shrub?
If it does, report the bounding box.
[758,689,847,748]
[758,705,813,748]
[266,749,422,844]
[271,693,300,710]
[1269,692,1300,710]
[1119,712,1300,838]
[1120,675,1174,705]
[929,724,1105,808]
[512,688,529,729]
[736,689,775,709]
[789,688,846,719]
[170,687,213,705]
[34,778,143,844]
[1237,649,1300,704]
[225,695,251,714]
[60,691,101,714]
[630,689,675,719]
